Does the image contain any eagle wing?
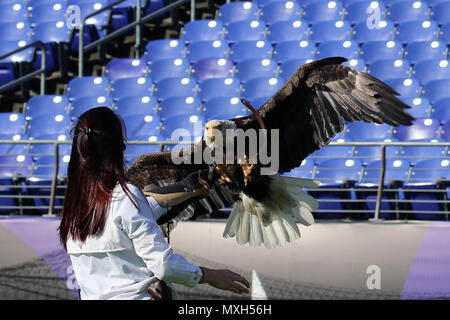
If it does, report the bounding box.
[234,57,415,174]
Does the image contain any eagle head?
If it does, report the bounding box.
[204,120,237,149]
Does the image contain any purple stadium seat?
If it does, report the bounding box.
[105,58,148,82]
[190,58,234,82]
[392,118,441,141]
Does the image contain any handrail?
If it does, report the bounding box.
[0,41,47,95]
[79,0,192,76]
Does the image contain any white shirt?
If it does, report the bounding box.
[66,183,202,300]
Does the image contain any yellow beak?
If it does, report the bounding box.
[209,127,215,142]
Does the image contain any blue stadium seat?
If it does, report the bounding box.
[148,58,190,83]
[404,104,430,118]
[154,77,197,101]
[250,97,271,108]
[385,78,420,97]
[115,96,157,118]
[181,20,224,44]
[343,58,367,71]
[413,59,450,85]
[109,76,153,101]
[191,58,234,82]
[26,133,72,158]
[203,97,248,120]
[25,95,69,120]
[224,19,266,44]
[367,59,411,81]
[352,138,400,164]
[198,77,241,101]
[399,96,430,114]
[0,22,29,42]
[285,159,316,179]
[310,139,354,159]
[229,40,272,64]
[186,40,229,64]
[157,96,202,121]
[241,77,283,101]
[431,97,450,122]
[398,138,446,165]
[430,1,450,25]
[404,41,447,65]
[0,40,32,63]
[0,113,27,155]
[260,0,301,25]
[66,76,110,100]
[28,2,66,26]
[441,22,450,45]
[309,20,352,43]
[302,0,345,22]
[105,58,148,82]
[360,41,403,65]
[161,114,205,150]
[122,114,161,137]
[217,1,259,26]
[395,20,439,44]
[344,0,387,24]
[144,39,186,63]
[279,58,309,81]
[442,120,450,141]
[256,0,287,7]
[352,20,395,43]
[266,20,309,44]
[0,3,28,23]
[346,122,393,140]
[404,158,450,220]
[422,79,450,104]
[316,40,359,59]
[273,40,315,64]
[392,117,441,140]
[124,136,162,165]
[387,1,429,23]
[235,58,278,83]
[69,96,113,120]
[26,114,71,138]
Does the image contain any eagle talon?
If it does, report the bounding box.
[215,166,232,183]
[239,155,255,185]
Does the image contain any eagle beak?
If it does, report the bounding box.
[209,127,215,142]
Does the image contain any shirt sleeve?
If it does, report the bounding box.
[116,185,203,287]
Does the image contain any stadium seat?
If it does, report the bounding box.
[343,58,366,71]
[0,22,30,42]
[105,58,148,82]
[28,2,67,26]
[198,77,241,101]
[310,139,354,159]
[385,78,420,98]
[404,158,450,220]
[309,20,352,43]
[115,96,157,118]
[26,133,72,158]
[302,0,345,22]
[387,1,429,23]
[186,40,229,64]
[109,76,154,101]
[266,20,309,44]
[430,98,450,123]
[241,77,283,101]
[148,58,190,83]
[161,114,205,150]
[367,59,411,81]
[0,3,28,23]
[203,97,248,120]
[181,20,224,44]
[224,19,266,44]
[154,77,197,101]
[441,120,450,141]
[316,40,359,59]
[352,138,400,164]
[255,0,287,7]
[422,79,450,104]
[0,113,27,155]
[122,114,161,138]
[441,22,450,45]
[124,136,162,165]
[235,58,278,83]
[0,40,32,63]
[392,117,440,140]
[359,41,403,65]
[66,76,110,100]
[403,104,430,118]
[404,41,447,65]
[217,1,258,26]
[68,96,113,120]
[346,122,393,140]
[26,114,71,138]
[352,20,395,43]
[144,39,186,63]
[399,138,446,165]
[273,40,315,65]
[157,96,202,121]
[399,96,430,114]
[279,58,309,81]
[229,40,272,64]
[25,95,69,120]
[191,58,234,82]
[259,0,301,25]
[395,20,439,44]
[430,1,450,25]
[284,158,316,179]
[413,59,450,85]
[344,0,387,24]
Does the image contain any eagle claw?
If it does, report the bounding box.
[239,155,255,185]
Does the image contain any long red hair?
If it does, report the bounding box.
[59,107,137,250]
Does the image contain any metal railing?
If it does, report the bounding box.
[0,41,47,95]
[0,140,449,221]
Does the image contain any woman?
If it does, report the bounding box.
[59,107,249,300]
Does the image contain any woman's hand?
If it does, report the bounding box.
[199,267,250,295]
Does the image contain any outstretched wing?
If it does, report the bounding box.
[234,57,415,173]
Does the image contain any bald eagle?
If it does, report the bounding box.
[127,57,414,249]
